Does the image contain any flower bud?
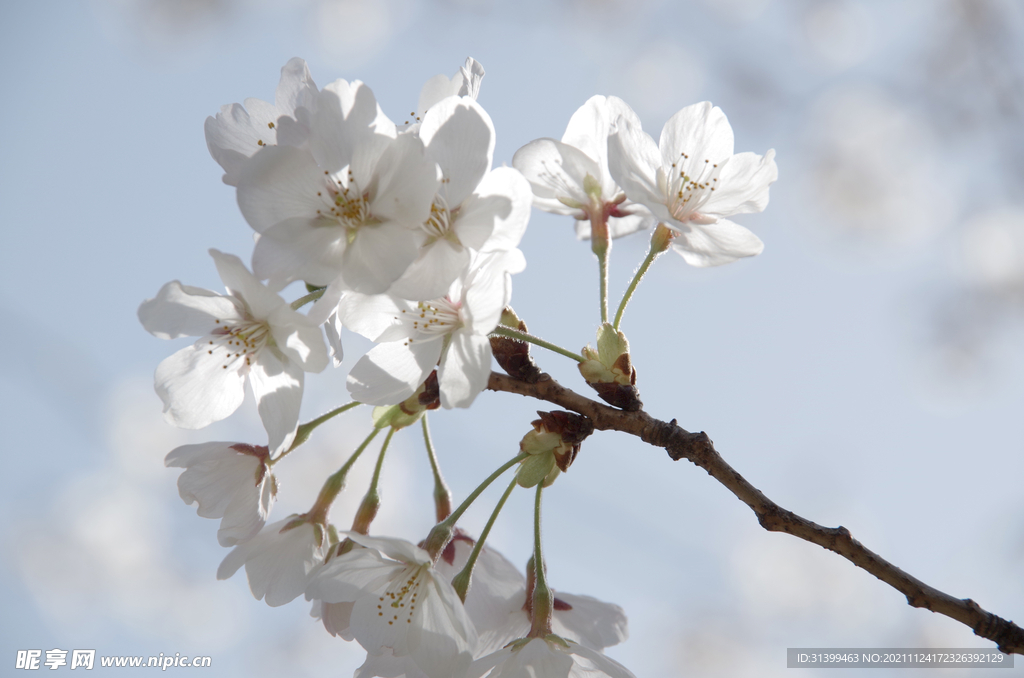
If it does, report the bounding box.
[490,307,543,383]
[372,371,441,429]
[578,323,642,411]
[516,411,593,487]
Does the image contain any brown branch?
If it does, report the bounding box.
[487,371,1024,655]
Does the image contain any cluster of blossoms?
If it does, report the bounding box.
[140,56,776,677]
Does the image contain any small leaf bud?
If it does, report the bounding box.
[516,411,593,486]
[578,323,643,411]
[490,307,543,383]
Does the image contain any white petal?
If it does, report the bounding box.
[351,582,415,657]
[322,601,356,640]
[370,133,439,226]
[267,317,329,373]
[252,217,348,289]
[165,442,272,546]
[470,639,574,678]
[250,349,304,455]
[438,332,492,409]
[462,252,521,335]
[671,217,764,267]
[210,249,287,320]
[387,238,469,302]
[306,547,397,603]
[346,532,432,566]
[607,123,670,221]
[421,96,495,206]
[356,650,424,678]
[512,138,596,212]
[217,519,325,607]
[260,527,324,607]
[306,277,346,326]
[659,101,734,167]
[552,592,628,650]
[562,96,643,195]
[407,576,476,678]
[310,80,394,171]
[341,219,422,294]
[205,103,261,185]
[139,281,240,340]
[460,167,532,253]
[155,344,246,429]
[418,73,461,118]
[458,57,485,99]
[325,312,344,367]
[701,149,778,217]
[218,470,274,547]
[236,145,327,234]
[460,547,527,655]
[217,540,248,581]
[337,292,407,342]
[567,642,637,678]
[275,57,318,116]
[347,340,441,406]
[560,96,612,170]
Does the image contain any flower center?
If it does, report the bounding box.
[422,194,461,245]
[662,152,721,223]
[315,168,377,243]
[399,296,463,343]
[376,564,427,627]
[206,317,271,371]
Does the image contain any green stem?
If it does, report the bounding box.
[613,224,674,330]
[290,287,326,310]
[529,482,553,637]
[451,476,518,602]
[490,326,584,363]
[307,427,380,523]
[351,427,396,534]
[274,401,362,464]
[423,451,529,560]
[590,212,611,325]
[422,415,453,523]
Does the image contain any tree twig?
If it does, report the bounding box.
[487,371,1024,654]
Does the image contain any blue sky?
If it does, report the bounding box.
[2,1,1023,676]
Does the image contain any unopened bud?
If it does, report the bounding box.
[578,324,642,411]
[490,307,543,383]
[372,371,441,429]
[516,411,593,487]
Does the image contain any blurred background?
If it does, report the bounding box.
[2,0,1024,676]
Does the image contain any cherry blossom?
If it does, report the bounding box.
[609,101,778,266]
[389,96,531,301]
[341,249,524,409]
[236,79,439,293]
[403,57,486,131]
[468,637,635,678]
[205,57,320,186]
[165,441,276,547]
[305,533,477,678]
[513,96,656,240]
[218,516,327,607]
[138,250,328,454]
